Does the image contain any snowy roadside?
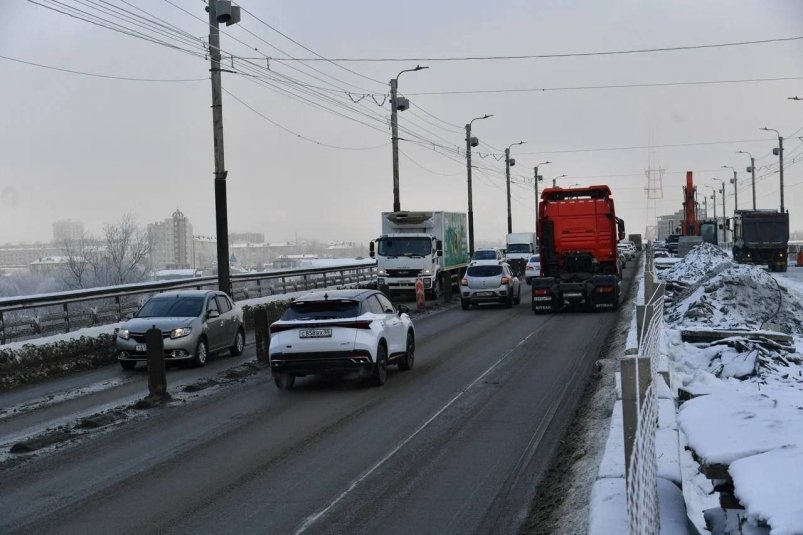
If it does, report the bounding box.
[658,244,803,534]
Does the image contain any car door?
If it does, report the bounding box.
[204,295,225,350]
[375,293,404,355]
[215,294,235,346]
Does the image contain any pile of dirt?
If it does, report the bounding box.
[665,262,803,334]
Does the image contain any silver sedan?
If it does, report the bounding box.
[116,290,245,370]
[460,262,521,309]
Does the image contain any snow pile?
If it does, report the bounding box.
[659,243,732,285]
[665,262,803,333]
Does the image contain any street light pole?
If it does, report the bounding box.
[737,150,756,209]
[551,174,568,188]
[207,1,240,296]
[533,161,550,237]
[505,141,526,234]
[714,179,726,243]
[708,187,718,242]
[761,127,785,213]
[722,165,738,211]
[465,114,492,256]
[390,65,428,212]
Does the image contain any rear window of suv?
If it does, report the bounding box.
[467,265,503,277]
[282,300,360,320]
[472,250,497,260]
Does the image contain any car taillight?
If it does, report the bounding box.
[534,288,549,296]
[501,276,510,284]
[526,264,533,269]
[595,287,614,294]
[269,323,293,334]
[461,278,468,286]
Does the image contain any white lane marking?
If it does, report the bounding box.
[292,326,542,534]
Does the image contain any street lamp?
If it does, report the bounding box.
[722,165,738,211]
[390,65,429,212]
[713,178,727,243]
[505,141,527,234]
[551,174,568,187]
[465,114,493,255]
[206,0,242,296]
[736,150,756,209]
[533,161,550,237]
[760,127,785,213]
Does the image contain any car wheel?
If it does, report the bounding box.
[230,328,245,356]
[273,372,295,390]
[461,299,470,310]
[399,332,415,371]
[514,286,521,305]
[120,360,136,371]
[371,344,388,386]
[193,338,208,368]
[505,293,513,308]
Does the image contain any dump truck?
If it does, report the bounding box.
[370,211,469,298]
[532,185,623,313]
[731,209,789,272]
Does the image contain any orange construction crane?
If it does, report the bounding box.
[682,171,699,236]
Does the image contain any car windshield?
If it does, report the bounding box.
[377,237,431,257]
[473,250,497,260]
[136,296,205,318]
[467,265,503,277]
[507,244,530,253]
[282,300,360,320]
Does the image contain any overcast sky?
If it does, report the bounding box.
[1,0,802,246]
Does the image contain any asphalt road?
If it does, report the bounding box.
[0,265,634,535]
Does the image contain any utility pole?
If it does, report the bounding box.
[703,195,708,219]
[533,161,550,238]
[711,190,718,242]
[738,150,757,210]
[465,114,492,256]
[207,1,235,296]
[390,65,428,212]
[723,165,738,211]
[504,141,526,234]
[761,127,785,213]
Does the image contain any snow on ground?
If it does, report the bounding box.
[659,244,803,534]
[0,322,124,352]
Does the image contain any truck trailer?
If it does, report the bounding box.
[370,211,469,298]
[532,185,623,313]
[732,209,789,272]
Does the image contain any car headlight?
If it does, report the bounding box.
[378,269,388,276]
[170,327,192,339]
[422,269,431,275]
[118,329,130,340]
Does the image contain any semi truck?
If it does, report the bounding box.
[370,211,469,298]
[531,185,624,313]
[731,209,789,272]
[505,232,536,276]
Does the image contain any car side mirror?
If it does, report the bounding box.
[398,304,410,316]
[207,310,220,319]
[125,313,134,320]
[369,241,375,258]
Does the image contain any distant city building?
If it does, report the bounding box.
[0,243,65,271]
[191,235,217,271]
[29,256,70,273]
[229,232,265,244]
[52,219,84,243]
[148,209,193,270]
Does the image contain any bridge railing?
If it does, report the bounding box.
[0,262,377,345]
[621,247,665,535]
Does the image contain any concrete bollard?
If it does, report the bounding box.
[146,326,169,401]
[254,307,270,363]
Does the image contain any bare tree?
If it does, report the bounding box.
[103,214,150,286]
[61,229,98,290]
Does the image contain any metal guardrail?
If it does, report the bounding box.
[0,261,377,345]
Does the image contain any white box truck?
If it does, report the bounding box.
[506,232,536,276]
[370,211,469,298]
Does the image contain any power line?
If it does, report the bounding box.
[263,35,803,62]
[0,53,207,82]
[517,138,773,155]
[223,87,389,151]
[407,75,803,96]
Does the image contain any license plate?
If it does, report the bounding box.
[299,328,332,338]
[564,292,582,298]
[135,344,146,352]
[476,291,493,297]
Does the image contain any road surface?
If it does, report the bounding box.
[0,267,634,535]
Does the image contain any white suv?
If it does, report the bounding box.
[268,289,415,389]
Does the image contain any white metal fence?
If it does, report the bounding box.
[622,250,665,535]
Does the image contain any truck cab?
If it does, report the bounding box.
[732,210,789,272]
